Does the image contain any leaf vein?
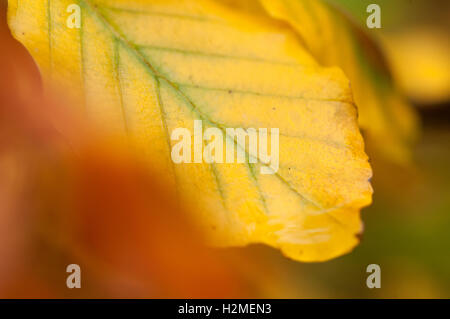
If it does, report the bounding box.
[139,44,299,66]
[82,0,329,213]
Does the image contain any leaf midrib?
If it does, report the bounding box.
[77,0,347,214]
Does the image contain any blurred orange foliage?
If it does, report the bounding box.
[0,2,253,298]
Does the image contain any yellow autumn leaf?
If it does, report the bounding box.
[259,0,420,163]
[8,0,372,262]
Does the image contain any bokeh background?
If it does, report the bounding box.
[0,0,449,298]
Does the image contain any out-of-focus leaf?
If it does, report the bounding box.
[259,0,420,163]
[8,0,372,262]
[324,1,450,104]
[381,29,450,105]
